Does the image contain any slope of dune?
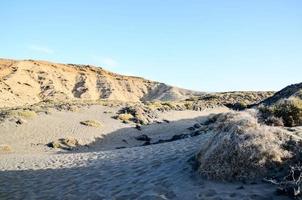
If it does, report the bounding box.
[0,58,201,108]
[259,82,302,106]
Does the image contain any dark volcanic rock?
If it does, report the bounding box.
[135,134,151,142]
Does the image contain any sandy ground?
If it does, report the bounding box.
[0,105,228,153]
[0,106,290,200]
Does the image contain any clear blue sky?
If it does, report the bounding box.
[1,0,301,92]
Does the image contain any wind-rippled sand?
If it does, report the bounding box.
[1,136,287,200]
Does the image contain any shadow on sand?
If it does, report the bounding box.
[68,114,210,153]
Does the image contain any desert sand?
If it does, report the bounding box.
[0,105,290,200]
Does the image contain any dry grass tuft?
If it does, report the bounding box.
[116,113,134,123]
[9,110,37,119]
[0,144,12,153]
[80,120,102,127]
[47,137,80,150]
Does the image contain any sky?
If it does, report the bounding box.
[1,0,301,92]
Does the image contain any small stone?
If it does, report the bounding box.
[154,139,165,144]
[139,195,166,200]
[47,141,62,149]
[193,123,202,128]
[135,134,151,142]
[236,186,245,190]
[187,127,195,131]
[16,118,27,125]
[191,130,202,136]
[142,141,151,146]
[115,146,126,149]
[135,124,142,131]
[171,134,189,141]
[229,193,237,197]
[163,119,170,123]
[204,189,217,197]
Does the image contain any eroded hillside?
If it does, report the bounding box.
[0,59,200,107]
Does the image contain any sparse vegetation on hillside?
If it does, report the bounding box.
[259,82,302,106]
[144,91,273,112]
[197,91,274,109]
[145,101,186,111]
[259,98,302,127]
[0,99,125,123]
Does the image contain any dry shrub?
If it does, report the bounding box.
[114,105,158,125]
[229,102,248,111]
[146,101,184,111]
[273,98,302,127]
[196,110,292,181]
[10,110,37,119]
[47,137,80,150]
[259,98,302,127]
[116,113,134,123]
[146,101,164,111]
[0,144,12,153]
[184,102,194,110]
[80,120,102,127]
[264,116,284,127]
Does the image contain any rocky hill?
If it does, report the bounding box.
[259,82,302,106]
[0,58,202,108]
